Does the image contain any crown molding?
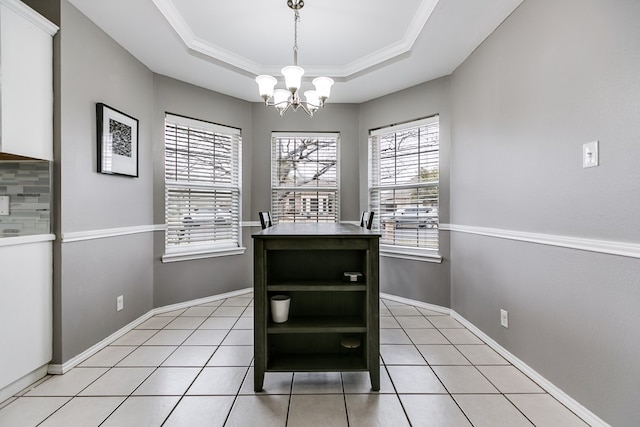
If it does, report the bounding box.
[0,0,58,35]
[341,0,439,77]
[151,0,438,78]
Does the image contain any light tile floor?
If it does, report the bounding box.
[0,294,591,426]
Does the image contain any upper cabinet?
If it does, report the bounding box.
[0,0,58,161]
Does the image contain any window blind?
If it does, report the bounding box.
[369,116,439,250]
[271,133,339,223]
[165,114,242,253]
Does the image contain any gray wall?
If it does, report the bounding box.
[54,0,155,363]
[152,75,254,307]
[49,0,452,368]
[45,0,639,424]
[358,77,452,306]
[449,0,640,425]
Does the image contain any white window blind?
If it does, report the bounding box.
[271,132,339,223]
[369,116,439,250]
[164,114,242,255]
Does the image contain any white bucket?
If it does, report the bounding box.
[270,295,291,323]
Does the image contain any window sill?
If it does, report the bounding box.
[162,246,246,263]
[380,245,442,263]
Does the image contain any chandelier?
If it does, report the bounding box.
[255,0,334,117]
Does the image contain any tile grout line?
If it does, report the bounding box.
[381,299,418,426]
[144,296,250,426]
[3,295,589,426]
[386,297,575,426]
[55,296,245,426]
[384,298,477,427]
[229,295,255,426]
[340,371,351,427]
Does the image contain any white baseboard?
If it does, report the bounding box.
[383,292,608,427]
[153,288,253,316]
[0,365,49,405]
[449,310,610,427]
[47,311,155,375]
[380,292,450,315]
[48,287,253,375]
[41,288,608,427]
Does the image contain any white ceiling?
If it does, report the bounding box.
[68,0,523,103]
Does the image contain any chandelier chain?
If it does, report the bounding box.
[293,10,300,66]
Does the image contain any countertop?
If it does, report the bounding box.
[252,222,381,238]
[0,234,55,247]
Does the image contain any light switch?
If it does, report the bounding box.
[583,141,599,168]
[0,196,9,216]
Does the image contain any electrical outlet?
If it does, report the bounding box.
[0,196,9,216]
[500,309,509,328]
[117,295,124,311]
[583,141,599,168]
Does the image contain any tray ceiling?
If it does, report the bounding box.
[68,0,523,103]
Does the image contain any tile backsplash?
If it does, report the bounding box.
[0,161,51,237]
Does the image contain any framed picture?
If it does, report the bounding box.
[96,103,139,177]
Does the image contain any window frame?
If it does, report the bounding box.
[162,113,244,263]
[368,116,441,262]
[271,132,340,224]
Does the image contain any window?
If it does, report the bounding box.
[271,132,339,223]
[369,116,439,256]
[163,114,242,261]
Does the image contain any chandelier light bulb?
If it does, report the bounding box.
[304,90,320,113]
[255,75,277,101]
[312,77,334,102]
[281,65,304,93]
[273,89,291,111]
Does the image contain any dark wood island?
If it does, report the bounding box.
[252,222,380,391]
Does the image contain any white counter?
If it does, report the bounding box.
[0,233,55,247]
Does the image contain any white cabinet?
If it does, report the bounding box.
[0,0,57,160]
[0,236,54,401]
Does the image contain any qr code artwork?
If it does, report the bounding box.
[109,118,132,157]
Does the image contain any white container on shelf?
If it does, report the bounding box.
[270,295,290,323]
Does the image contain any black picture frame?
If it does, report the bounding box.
[96,103,139,177]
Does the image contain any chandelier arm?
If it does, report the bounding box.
[261,98,317,117]
[298,102,313,117]
[278,105,288,117]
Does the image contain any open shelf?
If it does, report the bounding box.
[267,353,367,371]
[267,315,366,334]
[268,281,367,292]
[267,249,367,284]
